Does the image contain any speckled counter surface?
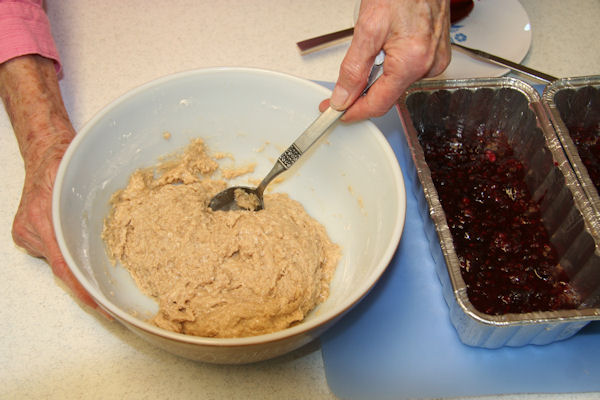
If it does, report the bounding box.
[1,1,599,399]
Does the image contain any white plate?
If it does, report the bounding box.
[435,0,532,80]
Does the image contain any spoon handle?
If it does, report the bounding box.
[280,106,344,167]
[255,107,343,196]
[256,51,385,196]
[279,50,385,169]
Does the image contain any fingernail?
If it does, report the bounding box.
[330,84,349,110]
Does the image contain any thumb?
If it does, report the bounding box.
[47,246,113,319]
[330,36,382,111]
[51,257,96,309]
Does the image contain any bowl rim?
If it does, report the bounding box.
[53,66,406,347]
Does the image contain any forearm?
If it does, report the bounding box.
[0,16,104,315]
[0,55,74,170]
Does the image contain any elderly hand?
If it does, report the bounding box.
[0,55,107,317]
[320,0,451,122]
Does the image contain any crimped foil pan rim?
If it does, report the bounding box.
[400,76,600,328]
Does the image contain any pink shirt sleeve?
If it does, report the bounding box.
[0,0,61,70]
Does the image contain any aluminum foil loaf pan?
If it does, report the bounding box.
[397,77,600,348]
[543,76,600,217]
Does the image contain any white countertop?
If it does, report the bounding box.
[2,1,599,399]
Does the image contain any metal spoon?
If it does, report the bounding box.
[209,51,385,212]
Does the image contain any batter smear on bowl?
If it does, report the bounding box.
[102,138,340,338]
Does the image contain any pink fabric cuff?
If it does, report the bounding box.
[0,1,61,72]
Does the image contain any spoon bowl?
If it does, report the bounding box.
[209,186,264,211]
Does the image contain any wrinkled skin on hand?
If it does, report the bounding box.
[321,0,451,121]
[0,55,107,317]
[13,136,85,301]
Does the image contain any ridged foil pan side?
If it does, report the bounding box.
[397,77,600,348]
[543,76,600,222]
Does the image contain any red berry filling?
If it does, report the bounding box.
[555,86,600,189]
[410,89,581,315]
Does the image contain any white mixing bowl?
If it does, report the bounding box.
[53,67,405,364]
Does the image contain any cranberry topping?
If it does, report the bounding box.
[409,89,581,315]
[450,0,474,24]
[555,86,600,189]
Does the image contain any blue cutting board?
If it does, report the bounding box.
[319,85,600,400]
